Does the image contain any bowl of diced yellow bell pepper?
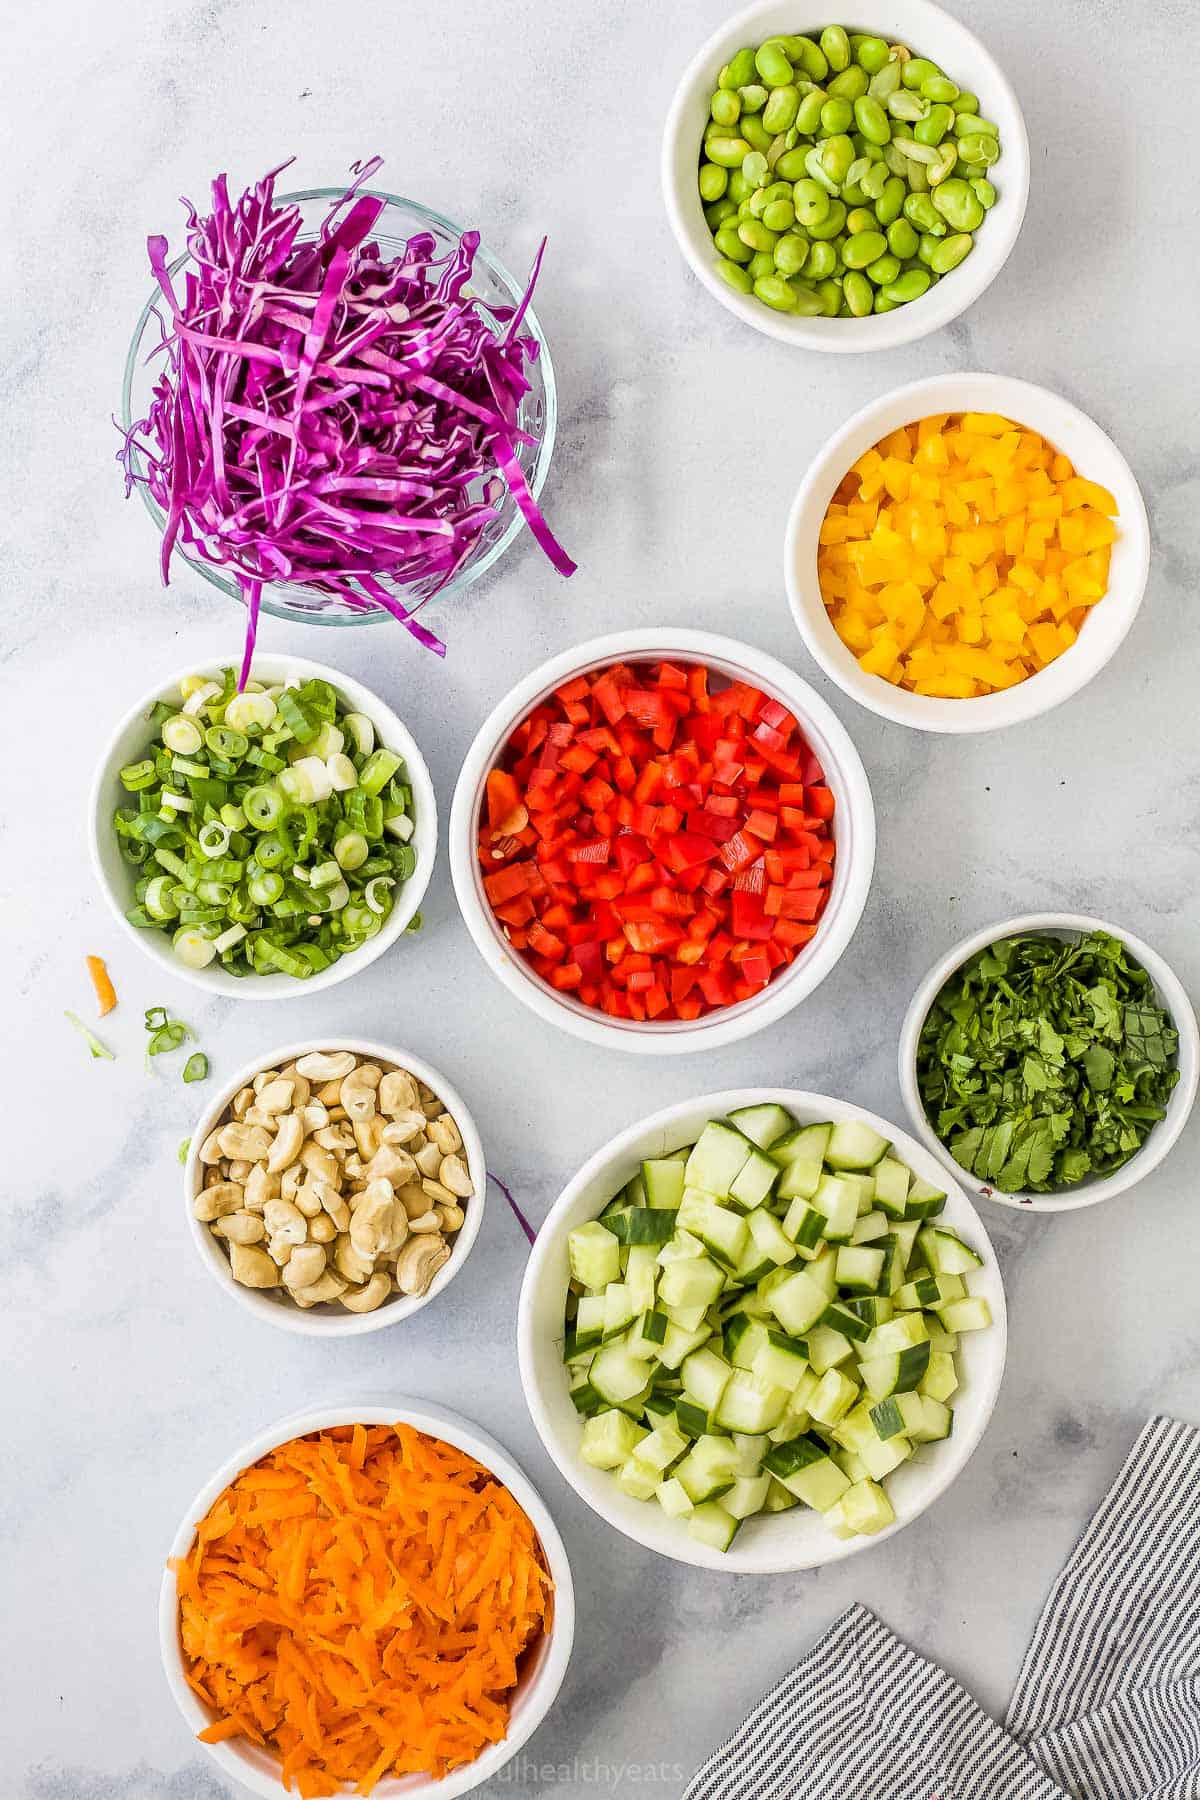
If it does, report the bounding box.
[784,373,1150,733]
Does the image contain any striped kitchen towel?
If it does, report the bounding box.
[684,1416,1200,1800]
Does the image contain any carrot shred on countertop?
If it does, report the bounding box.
[85,954,117,1016]
[173,1424,552,1796]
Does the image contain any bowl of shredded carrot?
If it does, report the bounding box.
[160,1404,574,1799]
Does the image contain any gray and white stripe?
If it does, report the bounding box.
[684,1415,1200,1800]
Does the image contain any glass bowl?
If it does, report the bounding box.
[119,189,558,628]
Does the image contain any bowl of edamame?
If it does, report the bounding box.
[662,0,1029,350]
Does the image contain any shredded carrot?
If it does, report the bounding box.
[86,954,117,1016]
[175,1424,552,1795]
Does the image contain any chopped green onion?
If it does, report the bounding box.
[365,875,395,915]
[182,1052,209,1083]
[65,1011,115,1060]
[197,820,232,858]
[119,759,158,791]
[144,1006,168,1031]
[178,1137,191,1164]
[334,831,369,871]
[406,911,423,934]
[359,749,402,796]
[277,690,318,742]
[162,713,204,755]
[149,1022,188,1055]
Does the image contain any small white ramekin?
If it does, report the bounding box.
[519,1088,1007,1573]
[184,1039,486,1335]
[784,373,1151,732]
[662,0,1029,352]
[89,653,437,998]
[448,629,875,1055]
[160,1400,574,1800]
[899,914,1199,1212]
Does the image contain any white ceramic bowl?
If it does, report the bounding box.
[518,1088,1007,1572]
[785,373,1151,732]
[662,0,1029,352]
[160,1400,574,1800]
[185,1039,486,1335]
[89,653,437,998]
[899,914,1200,1213]
[449,629,875,1055]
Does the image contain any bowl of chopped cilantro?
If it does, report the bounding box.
[900,915,1198,1211]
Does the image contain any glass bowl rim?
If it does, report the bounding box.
[119,186,559,627]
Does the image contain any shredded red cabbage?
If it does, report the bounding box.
[119,158,574,677]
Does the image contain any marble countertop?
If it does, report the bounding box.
[4,0,1198,1793]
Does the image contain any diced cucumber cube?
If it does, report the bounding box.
[572,1294,606,1352]
[764,1477,800,1512]
[832,1447,870,1484]
[895,1272,965,1312]
[725,1316,771,1370]
[825,1119,890,1170]
[858,1342,931,1398]
[591,1345,654,1405]
[681,1347,733,1414]
[750,1331,809,1391]
[730,1147,782,1211]
[831,1402,878,1453]
[910,1397,953,1443]
[714,1369,790,1433]
[685,1122,752,1196]
[604,1207,677,1246]
[624,1245,659,1314]
[688,1501,740,1551]
[767,1269,829,1336]
[920,1350,959,1403]
[569,1221,620,1289]
[677,1193,748,1270]
[890,1219,921,1265]
[627,1310,670,1358]
[857,1434,912,1481]
[674,1398,710,1439]
[624,1172,648,1208]
[784,1456,852,1512]
[655,1476,693,1518]
[807,1245,840,1297]
[657,1228,705,1266]
[731,1433,768,1475]
[724,1473,772,1519]
[806,1324,854,1373]
[745,1206,796,1267]
[835,1246,885,1293]
[658,1320,713,1370]
[812,1174,860,1242]
[617,1456,660,1500]
[807,1367,859,1426]
[819,1301,872,1345]
[602,1282,635,1339]
[871,1155,910,1218]
[772,1123,831,1200]
[659,1256,723,1314]
[728,1103,795,1150]
[851,1209,890,1245]
[936,1296,993,1333]
[842,1477,895,1536]
[581,1410,646,1469]
[676,1435,740,1503]
[869,1313,930,1356]
[782,1197,825,1254]
[763,1431,828,1481]
[905,1176,947,1219]
[642,1158,686,1209]
[869,1391,926,1440]
[919,1226,983,1276]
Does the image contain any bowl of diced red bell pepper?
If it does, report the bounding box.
[449,630,876,1054]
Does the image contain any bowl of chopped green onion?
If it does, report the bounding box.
[899,914,1199,1212]
[90,655,436,997]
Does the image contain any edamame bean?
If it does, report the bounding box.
[704,197,736,229]
[854,94,892,145]
[958,133,1000,167]
[741,149,770,187]
[755,40,794,86]
[794,88,828,136]
[748,179,790,216]
[915,102,954,146]
[706,136,751,168]
[804,239,838,279]
[728,169,752,204]
[931,177,984,230]
[790,36,829,80]
[843,269,875,315]
[699,163,728,202]
[747,250,776,280]
[827,64,869,101]
[815,277,842,315]
[970,176,997,210]
[773,231,810,276]
[793,177,832,228]
[886,216,919,258]
[868,59,903,101]
[845,154,873,188]
[806,197,847,240]
[922,74,959,104]
[791,280,829,316]
[874,175,907,225]
[861,161,890,200]
[737,218,779,252]
[960,113,1000,138]
[763,84,801,133]
[874,292,898,312]
[763,198,796,232]
[843,228,887,268]
[752,272,798,310]
[901,56,940,89]
[928,231,973,274]
[854,35,890,74]
[741,113,773,153]
[888,88,929,122]
[774,146,810,182]
[804,144,841,196]
[902,190,945,234]
[881,268,931,303]
[721,48,757,90]
[820,25,851,71]
[715,257,754,293]
[917,232,940,267]
[845,206,876,234]
[865,252,901,284]
[841,180,868,207]
[928,142,959,186]
[821,95,854,134]
[955,90,979,114]
[711,89,742,127]
[714,222,753,261]
[819,132,856,183]
[738,83,768,112]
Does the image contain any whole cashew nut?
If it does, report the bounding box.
[263,1199,308,1245]
[266,1112,305,1174]
[295,1050,358,1083]
[341,1272,392,1313]
[283,1244,328,1290]
[194,1181,245,1222]
[379,1070,420,1115]
[229,1244,280,1288]
[395,1235,451,1296]
[291,1271,349,1308]
[438,1155,475,1199]
[340,1063,382,1122]
[219,1122,274,1162]
[215,1211,267,1245]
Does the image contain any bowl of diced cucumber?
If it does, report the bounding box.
[518,1089,1006,1571]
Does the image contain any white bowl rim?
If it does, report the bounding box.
[159,1398,574,1800]
[448,628,876,1055]
[898,912,1200,1212]
[783,372,1151,733]
[88,651,438,998]
[518,1086,1007,1572]
[184,1038,486,1335]
[661,0,1030,353]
